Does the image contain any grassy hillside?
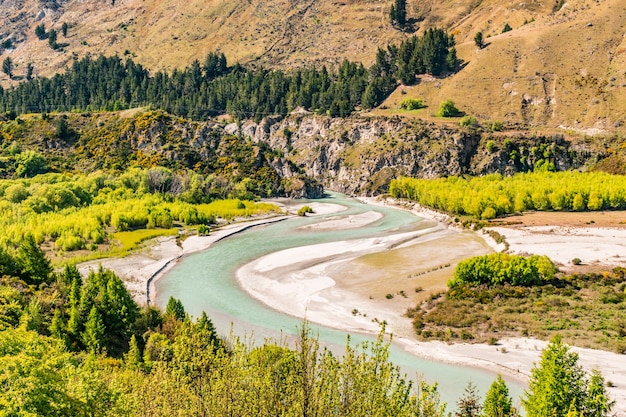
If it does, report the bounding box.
[0,0,625,131]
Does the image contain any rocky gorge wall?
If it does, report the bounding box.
[232,114,600,196]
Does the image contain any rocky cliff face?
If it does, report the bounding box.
[232,114,603,196]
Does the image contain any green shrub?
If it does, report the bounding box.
[399,98,425,110]
[459,115,478,127]
[486,140,496,153]
[55,233,85,251]
[437,99,459,117]
[448,253,557,289]
[197,224,210,236]
[297,205,314,216]
[491,120,503,131]
[481,207,497,220]
[572,258,582,266]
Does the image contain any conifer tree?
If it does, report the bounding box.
[165,296,186,321]
[474,31,485,49]
[35,23,46,40]
[2,57,13,78]
[124,334,143,370]
[48,29,58,49]
[83,306,105,354]
[25,62,33,80]
[390,0,407,27]
[523,336,614,417]
[483,375,516,417]
[17,234,53,285]
[455,381,482,416]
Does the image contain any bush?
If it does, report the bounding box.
[297,206,314,216]
[491,120,503,131]
[486,140,496,153]
[197,224,210,236]
[481,207,497,220]
[437,99,459,117]
[399,98,425,110]
[572,258,582,266]
[459,115,478,127]
[448,253,557,289]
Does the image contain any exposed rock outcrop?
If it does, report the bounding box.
[231,115,602,196]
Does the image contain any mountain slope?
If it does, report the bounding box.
[0,0,625,131]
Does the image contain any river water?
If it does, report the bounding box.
[155,193,525,409]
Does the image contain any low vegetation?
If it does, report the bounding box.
[297,205,314,216]
[409,259,626,353]
[0,169,281,261]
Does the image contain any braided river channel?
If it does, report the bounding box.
[155,192,524,409]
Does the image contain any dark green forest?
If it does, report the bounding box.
[0,29,456,120]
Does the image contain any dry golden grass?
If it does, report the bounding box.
[490,210,626,228]
[1,0,624,132]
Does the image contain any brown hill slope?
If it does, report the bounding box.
[0,0,625,131]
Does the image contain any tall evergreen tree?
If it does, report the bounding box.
[83,306,105,354]
[523,336,614,417]
[17,234,53,285]
[474,31,485,49]
[25,62,34,80]
[2,57,13,78]
[165,296,186,321]
[483,375,516,417]
[48,29,58,50]
[35,23,47,40]
[455,381,482,417]
[390,0,407,27]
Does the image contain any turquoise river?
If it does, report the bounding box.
[155,193,525,410]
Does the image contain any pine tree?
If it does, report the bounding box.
[25,62,34,80]
[17,234,53,286]
[389,0,407,27]
[35,23,47,40]
[523,336,614,417]
[165,296,186,321]
[455,381,482,417]
[474,31,485,49]
[48,29,58,50]
[2,57,13,78]
[584,369,615,417]
[124,334,143,370]
[483,375,515,417]
[82,306,105,354]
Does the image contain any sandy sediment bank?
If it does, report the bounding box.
[235,197,626,412]
[79,196,626,412]
[76,201,344,305]
[78,216,288,305]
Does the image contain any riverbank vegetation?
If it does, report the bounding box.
[409,256,626,353]
[0,256,614,416]
[0,169,281,262]
[390,171,626,220]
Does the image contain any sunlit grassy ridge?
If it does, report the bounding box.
[0,169,281,259]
